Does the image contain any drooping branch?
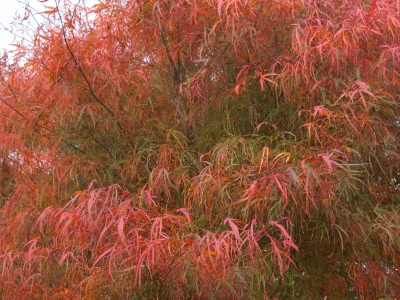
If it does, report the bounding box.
[0,87,87,155]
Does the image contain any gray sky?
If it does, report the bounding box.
[0,0,40,51]
[0,0,98,53]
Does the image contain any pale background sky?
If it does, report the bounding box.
[0,0,98,53]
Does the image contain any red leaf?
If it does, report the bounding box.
[117,217,126,243]
[319,153,333,173]
[224,218,242,242]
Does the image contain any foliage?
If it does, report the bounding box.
[0,0,399,298]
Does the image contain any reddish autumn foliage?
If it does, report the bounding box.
[0,0,399,298]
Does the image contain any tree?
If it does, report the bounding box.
[0,0,399,298]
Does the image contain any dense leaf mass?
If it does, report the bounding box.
[0,0,399,298]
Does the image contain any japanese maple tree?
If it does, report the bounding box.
[0,0,399,298]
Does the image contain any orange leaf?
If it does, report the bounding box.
[203,250,218,257]
[42,6,58,14]
[72,190,84,196]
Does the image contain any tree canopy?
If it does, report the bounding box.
[0,0,399,298]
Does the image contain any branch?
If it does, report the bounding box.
[55,2,135,149]
[88,129,113,158]
[0,96,26,119]
[160,28,181,84]
[56,2,115,118]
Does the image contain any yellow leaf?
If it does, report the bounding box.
[342,146,351,153]
[274,151,291,163]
